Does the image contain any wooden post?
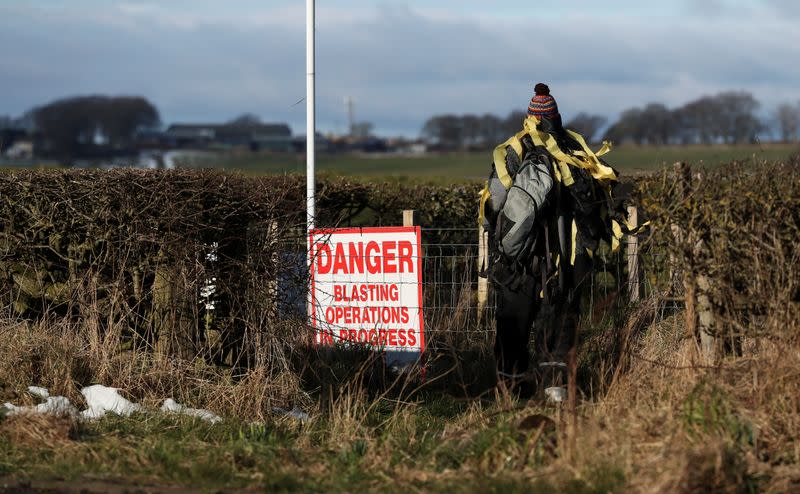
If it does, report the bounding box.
[267,220,279,318]
[669,162,692,294]
[391,210,421,371]
[477,222,489,322]
[626,205,640,303]
[696,275,716,362]
[672,163,716,363]
[403,210,418,228]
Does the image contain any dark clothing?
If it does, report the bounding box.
[493,262,540,377]
[487,114,603,391]
[492,245,592,382]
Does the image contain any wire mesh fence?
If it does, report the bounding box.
[272,219,683,354]
[0,168,679,368]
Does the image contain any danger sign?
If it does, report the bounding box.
[309,227,424,352]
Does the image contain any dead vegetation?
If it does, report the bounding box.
[0,160,798,492]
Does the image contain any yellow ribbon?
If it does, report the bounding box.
[478,181,491,226]
[611,219,623,253]
[485,117,651,256]
[491,131,526,189]
[570,219,578,265]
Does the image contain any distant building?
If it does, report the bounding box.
[321,134,389,153]
[164,123,292,151]
[0,128,32,157]
[394,141,428,155]
[292,133,331,153]
[5,140,34,159]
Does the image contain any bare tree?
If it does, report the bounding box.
[460,114,483,149]
[713,91,763,143]
[421,114,463,150]
[638,103,676,145]
[33,95,160,161]
[502,110,528,136]
[478,114,504,146]
[676,96,721,144]
[603,107,645,145]
[565,112,607,142]
[775,103,800,142]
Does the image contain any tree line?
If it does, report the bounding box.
[3,96,161,161]
[421,91,800,149]
[419,109,609,150]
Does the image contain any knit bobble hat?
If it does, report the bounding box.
[527,83,559,118]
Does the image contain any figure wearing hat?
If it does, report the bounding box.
[485,83,601,401]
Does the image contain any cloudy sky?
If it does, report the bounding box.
[1,0,798,136]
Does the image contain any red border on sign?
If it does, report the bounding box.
[414,225,424,352]
[308,226,424,352]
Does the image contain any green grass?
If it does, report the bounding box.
[4,144,796,182]
[208,143,800,180]
[0,395,624,493]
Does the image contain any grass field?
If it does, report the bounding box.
[210,143,800,180]
[0,393,623,493]
[1,160,798,492]
[2,311,794,493]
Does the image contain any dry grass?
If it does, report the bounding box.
[0,314,311,422]
[0,413,78,448]
[1,162,799,491]
[1,301,799,492]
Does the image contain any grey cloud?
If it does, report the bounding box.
[685,0,740,17]
[763,0,800,17]
[0,3,798,137]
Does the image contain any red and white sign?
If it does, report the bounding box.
[309,227,424,352]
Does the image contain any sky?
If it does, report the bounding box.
[1,0,799,137]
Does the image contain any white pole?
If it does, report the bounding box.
[306,0,316,326]
[306,0,315,232]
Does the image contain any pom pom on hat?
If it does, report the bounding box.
[534,83,550,96]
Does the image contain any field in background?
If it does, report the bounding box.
[211,143,800,178]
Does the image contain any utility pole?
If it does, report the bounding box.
[306,0,316,326]
[306,0,315,233]
[344,96,355,137]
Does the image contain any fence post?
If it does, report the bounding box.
[267,220,279,318]
[390,210,421,370]
[403,210,417,228]
[672,162,716,363]
[477,222,489,322]
[626,205,640,303]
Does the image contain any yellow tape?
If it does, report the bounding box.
[492,141,513,190]
[552,162,562,182]
[494,117,620,185]
[478,181,491,226]
[491,116,615,189]
[612,219,623,239]
[492,129,527,190]
[558,161,575,186]
[565,129,618,182]
[483,117,640,257]
[611,219,623,253]
[596,141,613,156]
[624,217,651,234]
[570,219,578,265]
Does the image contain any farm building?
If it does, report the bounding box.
[0,128,33,158]
[164,122,293,151]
